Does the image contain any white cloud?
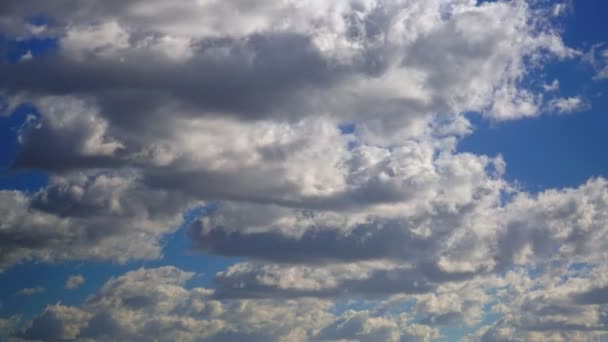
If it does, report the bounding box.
[548,96,590,114]
[543,79,560,92]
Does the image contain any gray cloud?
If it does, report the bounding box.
[2,33,348,129]
[188,218,436,264]
[0,170,193,270]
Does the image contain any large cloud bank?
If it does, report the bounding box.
[1,0,607,340]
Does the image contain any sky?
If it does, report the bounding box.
[0,1,607,341]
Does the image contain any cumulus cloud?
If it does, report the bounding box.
[18,264,607,341]
[0,0,605,339]
[0,170,193,270]
[1,0,571,134]
[14,266,442,342]
[464,264,608,341]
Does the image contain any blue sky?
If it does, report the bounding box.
[1,1,608,341]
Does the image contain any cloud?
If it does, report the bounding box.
[547,96,590,114]
[0,1,605,339]
[317,310,440,342]
[0,315,19,336]
[494,178,608,268]
[65,275,85,290]
[12,173,608,339]
[16,286,45,296]
[17,263,607,341]
[212,262,440,299]
[19,304,90,341]
[543,79,560,92]
[551,2,572,17]
[462,262,608,340]
[15,266,443,342]
[15,267,328,341]
[180,142,505,268]
[0,170,194,270]
[586,46,608,81]
[1,0,570,137]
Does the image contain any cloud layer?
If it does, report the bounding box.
[16,266,440,341]
[1,0,606,340]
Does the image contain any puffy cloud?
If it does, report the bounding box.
[65,275,85,290]
[462,262,608,340]
[19,304,91,341]
[494,178,608,268]
[188,177,608,338]
[0,170,193,270]
[1,0,570,136]
[15,266,449,342]
[26,266,592,341]
[184,140,506,261]
[12,96,124,171]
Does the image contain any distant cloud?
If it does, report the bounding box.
[543,79,560,92]
[548,96,590,114]
[65,275,85,289]
[17,286,45,296]
[16,267,441,341]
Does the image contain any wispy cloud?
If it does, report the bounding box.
[17,286,45,296]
